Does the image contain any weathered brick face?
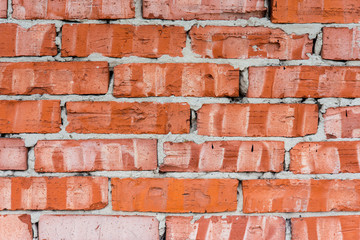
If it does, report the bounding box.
[1,0,359,239]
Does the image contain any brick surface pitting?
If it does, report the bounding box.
[0,24,56,57]
[0,62,109,95]
[114,63,239,97]
[112,178,238,212]
[62,24,186,58]
[197,104,318,137]
[13,0,135,19]
[143,0,266,20]
[35,139,157,172]
[160,141,284,172]
[1,0,360,239]
[0,215,32,240]
[190,26,313,59]
[166,216,286,240]
[39,215,159,240]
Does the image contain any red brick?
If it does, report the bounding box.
[143,0,266,20]
[0,215,32,240]
[0,24,56,57]
[13,0,134,19]
[243,179,360,213]
[322,27,360,60]
[248,66,360,98]
[0,62,109,95]
[197,104,318,137]
[190,26,313,60]
[272,0,360,23]
[62,24,186,58]
[39,215,159,240]
[66,102,190,134]
[111,178,238,213]
[290,141,360,174]
[0,139,27,171]
[160,141,284,172]
[113,63,239,98]
[0,100,61,134]
[292,216,360,240]
[166,216,285,240]
[0,177,108,210]
[35,139,157,172]
[324,106,360,139]
[0,0,6,18]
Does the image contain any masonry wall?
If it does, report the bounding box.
[0,0,360,239]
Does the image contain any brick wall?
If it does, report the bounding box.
[0,0,360,239]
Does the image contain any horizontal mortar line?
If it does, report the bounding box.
[3,171,360,180]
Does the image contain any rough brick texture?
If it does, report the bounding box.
[0,215,32,240]
[160,141,284,172]
[0,23,56,57]
[322,27,360,60]
[272,0,360,23]
[0,0,6,18]
[0,139,27,170]
[243,179,360,213]
[324,106,360,139]
[166,216,285,240]
[66,102,190,134]
[190,26,313,59]
[0,100,61,133]
[62,24,186,58]
[143,0,266,20]
[35,139,157,172]
[292,216,360,240]
[290,141,360,174]
[113,63,239,97]
[0,62,109,95]
[12,0,135,19]
[248,66,360,98]
[39,215,159,240]
[197,104,318,137]
[0,177,108,210]
[112,178,238,212]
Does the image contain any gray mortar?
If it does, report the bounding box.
[1,0,360,239]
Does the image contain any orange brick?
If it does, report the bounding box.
[0,139,27,170]
[62,24,186,58]
[143,0,266,20]
[0,215,32,240]
[111,178,238,213]
[166,216,285,240]
[243,179,360,213]
[0,62,109,95]
[160,141,284,172]
[324,106,360,139]
[272,0,360,23]
[290,141,360,174]
[13,0,134,19]
[0,177,108,210]
[322,27,360,60]
[35,139,157,172]
[197,104,318,137]
[190,26,313,60]
[113,63,239,97]
[66,102,190,134]
[0,100,61,134]
[292,216,360,240]
[248,66,360,98]
[0,0,6,18]
[0,24,56,57]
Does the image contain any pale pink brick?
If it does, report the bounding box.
[35,139,157,172]
[0,139,27,170]
[39,215,159,240]
[0,0,6,18]
[0,215,32,240]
